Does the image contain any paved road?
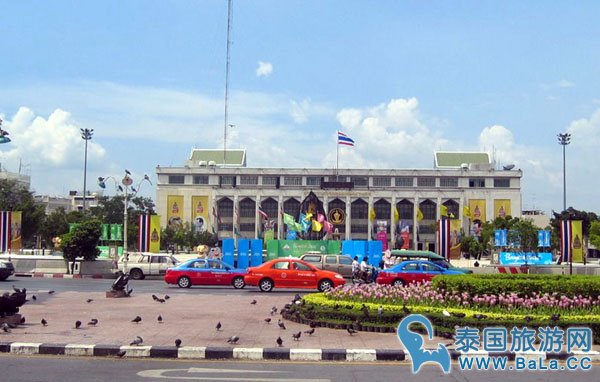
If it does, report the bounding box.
[2,277,301,296]
[1,355,598,382]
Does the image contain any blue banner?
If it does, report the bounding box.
[222,238,235,267]
[237,239,250,269]
[499,252,553,265]
[494,229,507,247]
[538,230,551,247]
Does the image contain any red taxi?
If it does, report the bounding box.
[245,258,345,292]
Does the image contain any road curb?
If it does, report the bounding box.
[14,273,113,279]
[1,342,597,362]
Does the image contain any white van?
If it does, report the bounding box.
[117,252,179,280]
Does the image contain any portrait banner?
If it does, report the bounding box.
[494,199,511,218]
[191,196,209,233]
[167,195,184,228]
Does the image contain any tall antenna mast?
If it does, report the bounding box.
[223,0,233,166]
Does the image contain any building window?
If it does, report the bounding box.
[306,176,321,186]
[168,175,185,184]
[262,176,278,186]
[469,178,486,188]
[417,177,436,188]
[396,200,414,220]
[239,198,256,218]
[372,177,391,187]
[395,177,413,187]
[284,176,302,186]
[351,199,368,219]
[420,200,437,220]
[193,175,209,185]
[352,176,368,187]
[439,177,458,187]
[220,175,235,186]
[494,178,510,188]
[240,176,258,185]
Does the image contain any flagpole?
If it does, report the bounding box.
[336,131,339,179]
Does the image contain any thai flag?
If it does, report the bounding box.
[437,218,450,260]
[337,131,355,146]
[560,220,572,263]
[258,206,269,220]
[138,214,151,252]
[0,211,11,252]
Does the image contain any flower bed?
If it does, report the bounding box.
[286,283,600,343]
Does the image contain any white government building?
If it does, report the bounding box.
[155,149,522,251]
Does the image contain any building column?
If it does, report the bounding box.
[278,194,283,240]
[368,195,374,241]
[345,195,351,240]
[413,196,419,250]
[233,194,238,241]
[255,194,261,240]
[391,196,396,249]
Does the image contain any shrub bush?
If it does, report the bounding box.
[432,274,600,298]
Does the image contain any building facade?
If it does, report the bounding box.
[155,149,522,251]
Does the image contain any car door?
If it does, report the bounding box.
[290,260,318,288]
[337,255,354,278]
[400,261,420,283]
[323,255,338,273]
[420,261,443,282]
[207,260,227,285]
[189,259,209,285]
[270,260,293,287]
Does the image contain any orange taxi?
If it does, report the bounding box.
[245,258,345,292]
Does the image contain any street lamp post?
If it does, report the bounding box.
[557,132,571,274]
[81,128,94,212]
[98,171,152,273]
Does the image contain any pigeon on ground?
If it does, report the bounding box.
[402,305,411,315]
[20,316,26,324]
[227,335,239,344]
[451,312,466,318]
[116,350,126,358]
[32,295,37,301]
[75,320,82,329]
[152,294,159,301]
[250,299,257,305]
[309,322,317,329]
[164,295,170,300]
[125,287,133,296]
[86,299,94,303]
[276,336,283,347]
[157,315,163,323]
[48,290,55,294]
[1,323,10,333]
[292,331,301,341]
[524,316,533,323]
[12,285,20,293]
[361,305,370,317]
[270,306,278,316]
[474,314,488,320]
[347,327,357,335]
[304,328,315,336]
[442,310,451,317]
[215,321,222,331]
[175,339,182,347]
[132,316,142,323]
[130,336,143,346]
[41,318,48,326]
[377,306,384,317]
[551,314,561,322]
[264,318,272,324]
[88,318,98,326]
[278,320,286,330]
[157,298,165,303]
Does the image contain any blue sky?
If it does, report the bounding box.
[1,1,600,215]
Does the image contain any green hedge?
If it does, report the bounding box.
[432,274,600,297]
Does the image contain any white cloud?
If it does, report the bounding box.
[256,61,273,77]
[541,79,575,90]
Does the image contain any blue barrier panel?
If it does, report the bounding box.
[354,241,367,262]
[368,241,383,267]
[250,239,263,266]
[222,239,235,267]
[237,239,250,269]
[342,240,355,257]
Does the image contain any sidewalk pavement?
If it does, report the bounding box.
[1,289,599,362]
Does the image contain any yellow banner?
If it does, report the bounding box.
[494,199,511,218]
[149,215,161,253]
[468,199,486,221]
[11,211,22,251]
[571,220,584,263]
[167,195,184,228]
[449,219,462,259]
[191,196,209,233]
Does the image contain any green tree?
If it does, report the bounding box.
[60,219,101,273]
[0,179,46,247]
[589,221,600,250]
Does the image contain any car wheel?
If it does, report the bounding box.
[318,279,333,292]
[129,268,144,280]
[259,278,273,292]
[232,276,245,289]
[177,276,191,288]
[392,279,405,287]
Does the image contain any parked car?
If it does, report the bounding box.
[164,258,247,289]
[245,258,345,292]
[376,260,463,286]
[390,250,473,274]
[299,253,354,278]
[0,260,15,281]
[117,253,179,280]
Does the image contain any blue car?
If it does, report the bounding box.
[377,260,463,286]
[165,258,248,288]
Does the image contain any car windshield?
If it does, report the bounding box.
[431,259,451,269]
